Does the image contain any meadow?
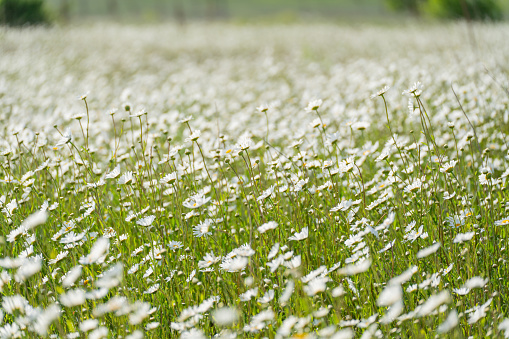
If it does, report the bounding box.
[0,22,509,338]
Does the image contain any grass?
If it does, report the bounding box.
[0,22,508,338]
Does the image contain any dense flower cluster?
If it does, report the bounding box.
[0,22,508,338]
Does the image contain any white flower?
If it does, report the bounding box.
[258,221,278,233]
[79,237,109,265]
[371,85,390,99]
[303,277,329,296]
[33,304,61,336]
[495,217,509,226]
[179,115,193,124]
[402,82,423,96]
[185,130,201,142]
[220,257,248,272]
[89,326,109,339]
[136,215,156,227]
[105,165,120,179]
[416,242,441,259]
[404,178,423,193]
[80,319,99,332]
[467,298,492,324]
[239,288,258,301]
[377,284,402,307]
[183,194,211,209]
[306,99,322,111]
[463,276,488,290]
[160,172,177,184]
[352,121,369,130]
[338,258,371,276]
[288,227,308,241]
[416,291,450,317]
[257,289,274,303]
[279,280,294,304]
[61,265,82,287]
[55,128,72,147]
[198,252,221,269]
[256,104,269,113]
[14,258,42,282]
[453,232,475,243]
[440,160,458,173]
[236,135,254,151]
[60,289,87,307]
[118,171,134,185]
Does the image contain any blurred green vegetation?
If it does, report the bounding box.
[387,0,504,20]
[0,0,50,25]
[425,0,503,20]
[2,0,508,25]
[43,0,390,23]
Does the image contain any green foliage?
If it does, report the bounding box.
[0,0,50,26]
[386,0,503,20]
[424,0,502,20]
[385,0,423,15]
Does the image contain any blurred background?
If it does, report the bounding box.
[0,0,508,26]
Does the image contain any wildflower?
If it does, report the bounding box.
[239,288,258,301]
[416,291,450,317]
[375,149,390,162]
[144,284,160,294]
[105,165,120,179]
[280,280,294,304]
[257,185,275,202]
[338,258,371,276]
[236,135,254,151]
[2,295,28,314]
[160,172,177,184]
[62,265,82,287]
[289,227,308,241]
[258,221,278,233]
[60,289,87,307]
[402,82,423,96]
[371,85,390,99]
[440,160,458,173]
[377,284,402,307]
[463,276,488,290]
[352,121,369,130]
[416,242,441,258]
[495,217,509,226]
[136,215,155,227]
[183,194,211,209]
[79,237,110,265]
[80,319,99,332]
[467,298,492,324]
[118,171,134,185]
[55,128,72,147]
[96,263,123,289]
[168,241,183,251]
[185,130,201,142]
[446,215,464,228]
[179,115,193,124]
[453,232,475,243]
[33,304,61,336]
[258,289,274,303]
[14,257,42,282]
[193,219,213,237]
[380,300,404,324]
[256,104,269,113]
[306,99,322,112]
[303,277,329,296]
[404,178,422,193]
[220,256,248,272]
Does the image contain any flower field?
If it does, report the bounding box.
[0,22,509,338]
